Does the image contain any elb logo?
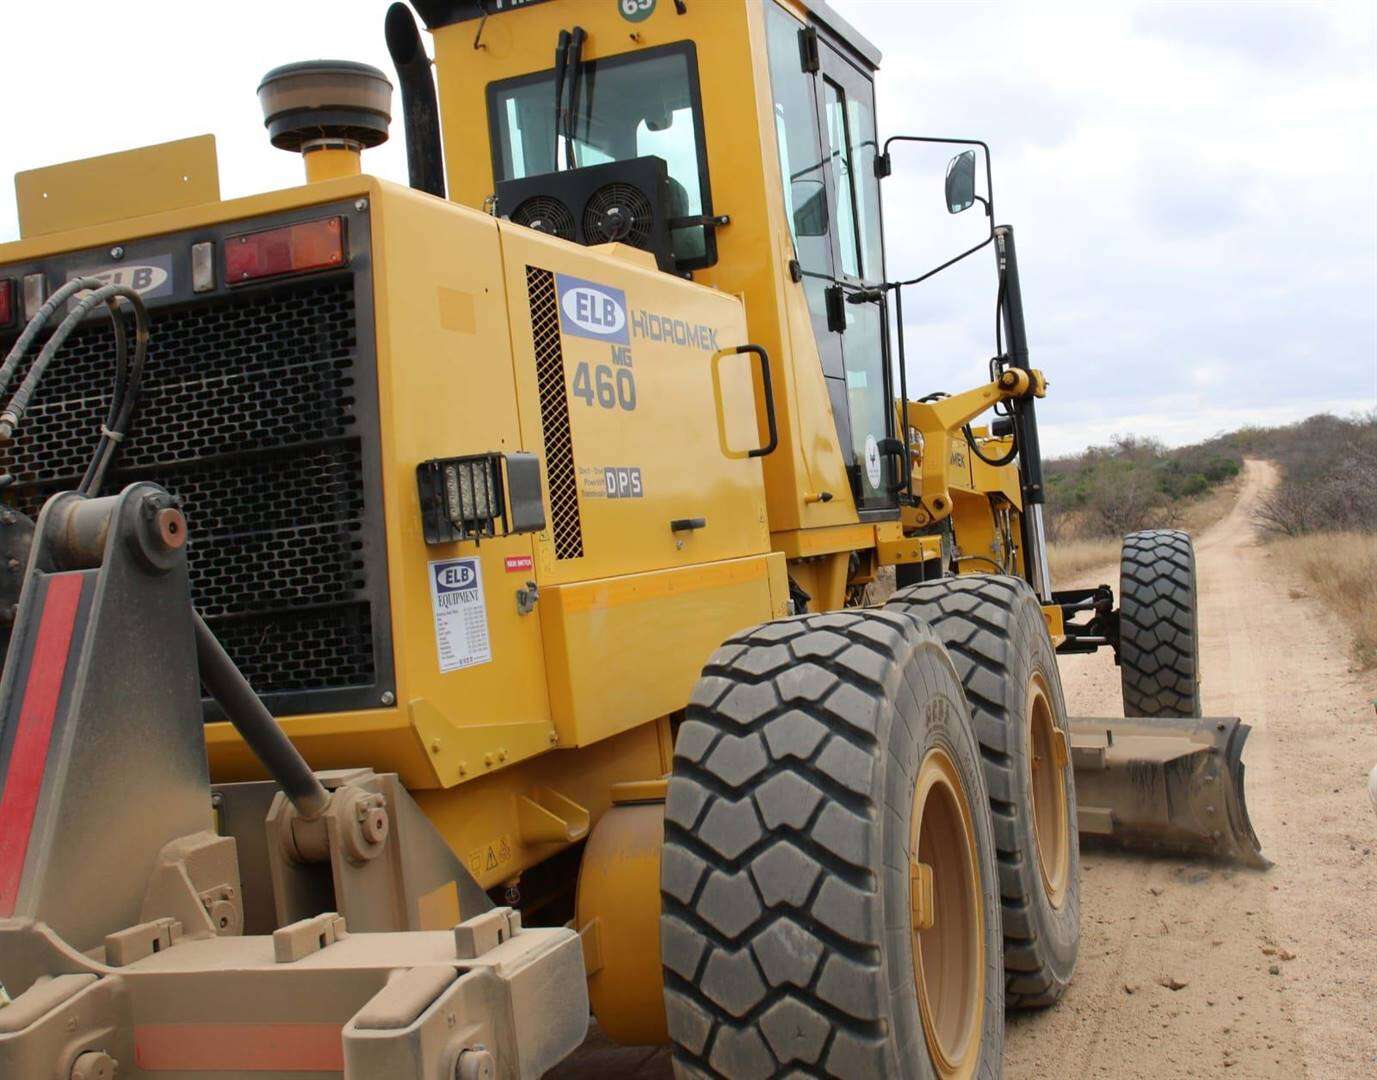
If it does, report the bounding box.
[556,274,629,344]
[433,559,478,594]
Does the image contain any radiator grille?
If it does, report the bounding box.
[0,273,386,714]
[526,266,584,560]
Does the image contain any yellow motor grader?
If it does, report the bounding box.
[0,1,1263,1076]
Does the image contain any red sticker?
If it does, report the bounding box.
[504,555,534,573]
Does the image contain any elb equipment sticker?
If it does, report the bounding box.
[428,558,492,672]
[556,274,629,344]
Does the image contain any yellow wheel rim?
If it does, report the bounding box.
[1027,672,1070,909]
[910,747,984,1079]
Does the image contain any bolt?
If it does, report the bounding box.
[430,738,442,754]
[109,246,125,261]
[211,791,224,809]
[455,1048,495,1080]
[355,199,369,212]
[70,1050,119,1080]
[380,690,396,706]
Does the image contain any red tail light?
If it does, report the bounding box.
[0,279,13,328]
[224,217,346,284]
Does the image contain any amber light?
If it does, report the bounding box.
[0,279,12,327]
[224,217,346,284]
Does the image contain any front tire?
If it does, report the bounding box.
[660,609,1003,1079]
[1119,529,1202,717]
[886,575,1080,1008]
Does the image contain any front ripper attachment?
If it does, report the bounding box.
[1070,716,1269,869]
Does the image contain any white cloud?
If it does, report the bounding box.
[834,0,1377,449]
[0,0,1372,454]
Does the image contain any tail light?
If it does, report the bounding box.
[224,216,346,284]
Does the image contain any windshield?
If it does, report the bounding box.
[489,43,714,268]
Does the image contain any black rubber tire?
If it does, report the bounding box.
[1119,529,1202,718]
[885,575,1080,1008]
[660,609,1003,1079]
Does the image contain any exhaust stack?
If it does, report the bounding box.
[257,60,393,183]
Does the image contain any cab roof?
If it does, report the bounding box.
[409,0,881,70]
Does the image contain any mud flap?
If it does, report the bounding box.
[1069,716,1269,869]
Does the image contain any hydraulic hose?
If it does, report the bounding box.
[0,277,149,495]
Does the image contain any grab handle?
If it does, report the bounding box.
[735,344,778,458]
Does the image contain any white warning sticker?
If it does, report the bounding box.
[428,558,492,672]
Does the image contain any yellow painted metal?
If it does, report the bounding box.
[902,372,1045,529]
[1040,603,1066,647]
[1026,673,1071,910]
[910,746,986,1080]
[877,523,940,567]
[431,0,860,548]
[15,135,220,239]
[496,223,772,587]
[786,552,850,613]
[576,803,670,1047]
[611,778,669,805]
[415,721,668,891]
[541,554,789,747]
[303,146,362,183]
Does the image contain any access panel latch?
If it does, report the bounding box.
[416,452,545,545]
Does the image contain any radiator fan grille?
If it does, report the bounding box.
[583,183,654,249]
[511,196,576,240]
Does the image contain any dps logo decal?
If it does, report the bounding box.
[556,273,629,344]
[69,253,174,301]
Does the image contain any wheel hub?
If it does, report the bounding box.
[910,747,984,1078]
[1027,672,1071,908]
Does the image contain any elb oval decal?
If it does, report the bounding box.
[556,273,629,344]
[433,559,478,593]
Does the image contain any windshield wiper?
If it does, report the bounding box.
[553,29,571,167]
[564,27,587,170]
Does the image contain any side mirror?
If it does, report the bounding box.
[792,179,829,237]
[945,149,977,214]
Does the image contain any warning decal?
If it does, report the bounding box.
[428,557,492,672]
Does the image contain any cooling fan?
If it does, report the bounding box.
[510,196,576,240]
[582,183,654,249]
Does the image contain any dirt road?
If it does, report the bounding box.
[555,459,1377,1079]
[1006,459,1377,1078]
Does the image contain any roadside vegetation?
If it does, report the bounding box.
[1046,411,1377,668]
[1231,412,1377,669]
[1043,435,1243,582]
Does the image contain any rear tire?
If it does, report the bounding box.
[661,609,1003,1078]
[1119,529,1202,718]
[886,575,1080,1008]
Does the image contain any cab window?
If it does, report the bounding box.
[488,42,716,269]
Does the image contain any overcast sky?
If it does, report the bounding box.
[2,1,1373,455]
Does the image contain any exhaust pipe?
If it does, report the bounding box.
[386,3,446,198]
[1070,715,1269,869]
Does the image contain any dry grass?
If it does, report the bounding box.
[1269,531,1377,670]
[1047,538,1120,586]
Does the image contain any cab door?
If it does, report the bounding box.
[764,4,897,514]
[814,37,895,513]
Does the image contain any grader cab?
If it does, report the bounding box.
[0,1,1261,1076]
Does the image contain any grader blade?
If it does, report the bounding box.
[1069,716,1269,869]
